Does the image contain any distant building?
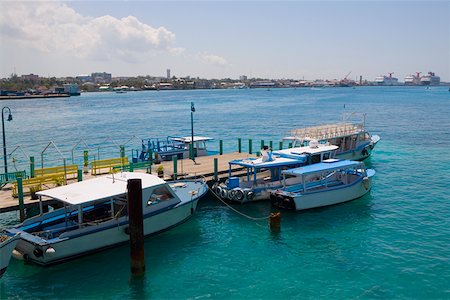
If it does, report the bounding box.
[91,72,112,84]
[167,69,171,79]
[239,75,247,81]
[63,84,81,96]
[76,75,92,82]
[21,74,39,81]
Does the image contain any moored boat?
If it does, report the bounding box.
[270,159,375,211]
[6,172,208,266]
[215,144,338,203]
[0,232,20,277]
[283,112,380,161]
[139,136,213,162]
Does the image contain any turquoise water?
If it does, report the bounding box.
[1,87,449,298]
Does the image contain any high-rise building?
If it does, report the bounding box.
[167,69,171,79]
[91,72,112,84]
[239,75,247,81]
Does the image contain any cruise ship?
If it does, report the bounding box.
[374,73,398,86]
[404,72,421,85]
[420,72,440,86]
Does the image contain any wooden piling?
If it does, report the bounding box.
[17,177,25,222]
[269,141,273,149]
[127,178,145,277]
[30,156,35,178]
[279,141,283,150]
[77,169,82,182]
[238,138,241,153]
[219,140,223,155]
[249,139,252,154]
[261,139,264,150]
[214,158,218,181]
[269,212,281,232]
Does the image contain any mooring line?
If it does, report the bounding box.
[208,185,271,221]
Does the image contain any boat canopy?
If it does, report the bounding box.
[281,160,361,176]
[229,156,304,169]
[273,144,338,158]
[36,172,165,206]
[171,136,213,143]
[286,123,365,141]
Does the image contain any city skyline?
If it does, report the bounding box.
[0,1,449,81]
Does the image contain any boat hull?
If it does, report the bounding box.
[292,177,372,210]
[13,200,199,266]
[0,233,20,277]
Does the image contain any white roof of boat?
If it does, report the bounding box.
[230,156,304,168]
[36,172,165,206]
[282,160,361,176]
[274,144,338,156]
[171,136,213,143]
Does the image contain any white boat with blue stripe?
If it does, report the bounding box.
[270,159,375,210]
[215,144,338,203]
[1,232,20,277]
[6,172,208,266]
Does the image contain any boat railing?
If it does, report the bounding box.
[290,123,364,141]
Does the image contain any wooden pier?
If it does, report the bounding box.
[0,152,256,213]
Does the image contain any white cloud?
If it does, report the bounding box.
[0,1,182,63]
[197,53,228,66]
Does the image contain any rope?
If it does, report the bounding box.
[208,185,271,221]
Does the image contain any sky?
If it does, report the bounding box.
[0,0,449,81]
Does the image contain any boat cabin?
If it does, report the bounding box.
[15,173,180,241]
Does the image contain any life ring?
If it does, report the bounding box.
[220,188,228,199]
[363,176,370,190]
[33,247,44,258]
[215,185,222,196]
[234,189,245,202]
[228,189,237,201]
[245,191,254,202]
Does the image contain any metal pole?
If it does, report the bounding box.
[30,156,35,178]
[238,138,241,153]
[219,140,223,155]
[191,102,195,161]
[2,107,12,174]
[172,156,178,180]
[127,178,145,277]
[249,139,252,154]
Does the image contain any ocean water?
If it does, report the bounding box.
[1,86,449,299]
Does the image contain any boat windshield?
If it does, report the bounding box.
[147,186,176,205]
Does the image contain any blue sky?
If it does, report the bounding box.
[0,1,449,81]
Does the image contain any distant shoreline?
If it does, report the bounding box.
[0,93,71,100]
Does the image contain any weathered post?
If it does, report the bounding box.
[30,156,35,178]
[269,212,281,232]
[279,141,283,150]
[260,140,264,150]
[17,177,25,222]
[238,138,241,153]
[83,150,89,174]
[249,139,252,154]
[128,178,145,277]
[172,156,178,180]
[77,169,82,182]
[214,158,218,182]
[219,140,223,155]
